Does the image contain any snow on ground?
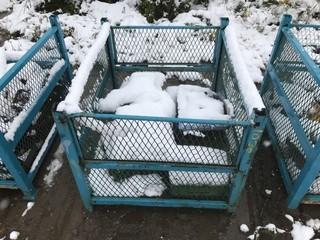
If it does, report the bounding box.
[244,215,320,240]
[43,145,64,187]
[21,202,34,217]
[9,231,20,240]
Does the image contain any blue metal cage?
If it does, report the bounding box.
[0,15,72,200]
[54,18,266,212]
[261,15,320,208]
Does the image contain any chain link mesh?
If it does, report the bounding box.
[292,26,320,66]
[63,26,256,201]
[79,46,109,111]
[112,27,218,64]
[263,29,320,194]
[0,34,68,180]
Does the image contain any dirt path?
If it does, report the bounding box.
[0,135,320,240]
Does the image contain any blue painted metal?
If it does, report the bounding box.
[282,28,320,85]
[85,160,236,173]
[54,19,266,211]
[228,113,266,211]
[0,15,71,199]
[92,197,229,209]
[213,17,229,92]
[114,64,214,72]
[49,15,73,81]
[53,111,93,211]
[262,14,320,208]
[71,112,251,126]
[260,14,292,95]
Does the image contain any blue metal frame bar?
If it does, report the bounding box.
[53,111,92,211]
[114,64,213,72]
[290,24,320,29]
[70,112,252,126]
[112,25,218,30]
[213,18,229,91]
[85,160,236,173]
[49,15,73,81]
[228,113,266,211]
[92,197,229,209]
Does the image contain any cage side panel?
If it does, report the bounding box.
[272,33,320,148]
[263,71,320,195]
[70,115,244,201]
[291,26,320,66]
[112,27,218,65]
[0,34,68,181]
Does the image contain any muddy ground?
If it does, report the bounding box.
[1,135,320,240]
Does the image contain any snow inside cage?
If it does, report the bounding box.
[261,15,320,208]
[0,15,71,199]
[55,19,266,211]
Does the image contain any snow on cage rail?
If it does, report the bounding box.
[54,17,266,212]
[0,15,71,200]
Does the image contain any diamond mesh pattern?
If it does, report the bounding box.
[0,36,62,134]
[0,34,68,181]
[263,76,305,182]
[87,168,232,200]
[273,34,320,147]
[79,46,109,111]
[263,27,320,194]
[292,26,320,66]
[73,116,241,199]
[14,76,69,171]
[112,27,218,64]
[60,26,259,202]
[74,116,236,164]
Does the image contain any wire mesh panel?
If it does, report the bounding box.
[0,36,62,135]
[55,21,266,211]
[112,26,218,64]
[262,15,320,208]
[292,26,320,66]
[0,15,71,199]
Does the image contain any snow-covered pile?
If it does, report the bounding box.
[177,85,232,121]
[98,72,175,117]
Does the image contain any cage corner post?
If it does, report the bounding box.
[260,14,292,95]
[212,17,229,92]
[0,134,37,200]
[227,110,266,212]
[53,111,93,211]
[49,15,73,82]
[287,151,320,209]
